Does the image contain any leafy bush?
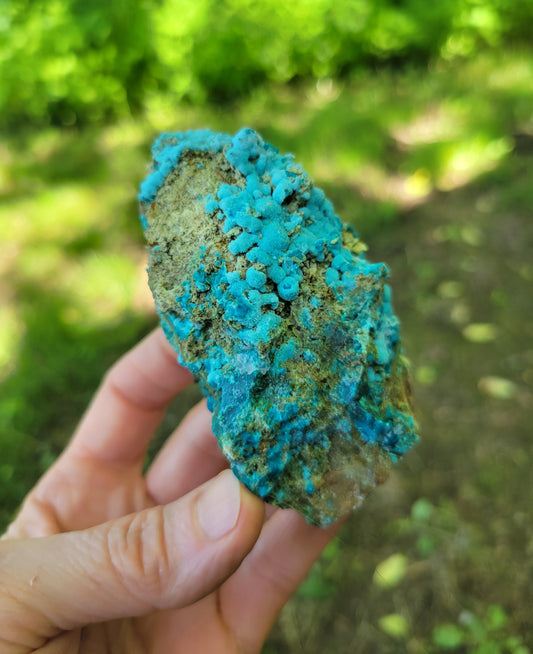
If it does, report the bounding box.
[0,0,153,125]
[1,0,532,124]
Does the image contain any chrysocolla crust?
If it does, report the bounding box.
[139,128,418,526]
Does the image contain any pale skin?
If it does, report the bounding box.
[0,329,340,653]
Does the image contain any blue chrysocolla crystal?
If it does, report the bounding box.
[139,128,418,526]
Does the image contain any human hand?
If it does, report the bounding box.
[0,329,340,653]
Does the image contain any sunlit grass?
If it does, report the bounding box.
[61,252,142,326]
[0,306,23,382]
[0,185,100,244]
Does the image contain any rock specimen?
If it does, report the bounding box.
[139,128,418,526]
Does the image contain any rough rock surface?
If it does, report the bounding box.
[139,128,418,526]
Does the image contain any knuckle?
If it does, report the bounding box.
[105,506,174,609]
[2,494,62,539]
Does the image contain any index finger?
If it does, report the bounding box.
[66,328,193,467]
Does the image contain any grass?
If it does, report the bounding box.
[1,49,532,652]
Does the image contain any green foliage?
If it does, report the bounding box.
[373,553,409,588]
[433,623,465,649]
[378,613,409,639]
[0,0,153,125]
[432,606,530,653]
[296,538,344,601]
[1,0,533,126]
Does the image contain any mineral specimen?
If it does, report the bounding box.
[139,128,418,526]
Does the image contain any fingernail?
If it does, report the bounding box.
[197,470,241,539]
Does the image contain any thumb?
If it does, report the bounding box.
[0,470,264,640]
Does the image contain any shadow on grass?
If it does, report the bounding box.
[0,282,153,528]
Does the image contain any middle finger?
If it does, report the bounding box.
[146,399,228,504]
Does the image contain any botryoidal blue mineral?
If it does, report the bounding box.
[139,128,418,526]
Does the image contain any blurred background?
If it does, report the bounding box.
[1,0,532,651]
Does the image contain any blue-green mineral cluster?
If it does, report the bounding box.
[139,127,418,526]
